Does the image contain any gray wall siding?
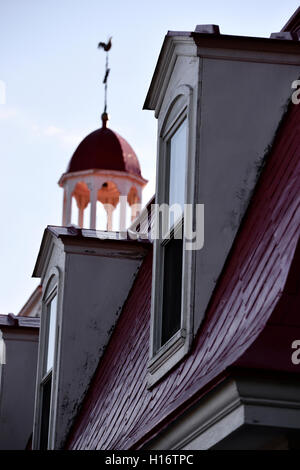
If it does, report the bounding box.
[194,58,300,332]
[0,329,38,449]
[54,252,143,448]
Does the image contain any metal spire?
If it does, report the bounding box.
[98,37,112,122]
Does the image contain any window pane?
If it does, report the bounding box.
[161,238,183,346]
[40,373,52,450]
[168,119,187,226]
[46,296,57,374]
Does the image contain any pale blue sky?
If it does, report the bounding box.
[0,0,299,314]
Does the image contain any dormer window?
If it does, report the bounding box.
[168,118,187,219]
[159,117,187,349]
[39,290,57,450]
[148,85,197,386]
[45,294,57,374]
[32,270,59,451]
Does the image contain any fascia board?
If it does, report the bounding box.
[32,229,59,280]
[143,35,197,116]
[61,237,150,260]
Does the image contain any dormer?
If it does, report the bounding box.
[31,226,149,449]
[144,26,300,385]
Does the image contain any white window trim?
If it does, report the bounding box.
[33,266,61,450]
[148,84,196,387]
[42,288,57,378]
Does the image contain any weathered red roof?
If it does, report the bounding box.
[66,126,142,177]
[67,101,300,450]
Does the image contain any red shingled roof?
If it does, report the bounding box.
[67,101,300,450]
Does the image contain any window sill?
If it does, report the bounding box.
[147,328,189,388]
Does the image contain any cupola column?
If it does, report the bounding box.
[62,187,68,225]
[78,206,84,228]
[130,186,142,222]
[119,194,127,232]
[62,183,75,226]
[104,203,114,231]
[89,184,98,230]
[131,203,140,222]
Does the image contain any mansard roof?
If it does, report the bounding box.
[66,99,300,449]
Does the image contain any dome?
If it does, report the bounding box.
[66,119,142,177]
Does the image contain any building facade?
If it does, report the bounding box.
[1,8,300,450]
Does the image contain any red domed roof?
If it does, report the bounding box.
[67,121,142,177]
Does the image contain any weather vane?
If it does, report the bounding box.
[98,37,112,116]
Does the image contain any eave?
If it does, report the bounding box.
[143,30,300,114]
[32,225,151,279]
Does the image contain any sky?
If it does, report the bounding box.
[0,0,299,315]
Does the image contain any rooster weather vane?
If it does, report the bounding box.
[98,37,112,115]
